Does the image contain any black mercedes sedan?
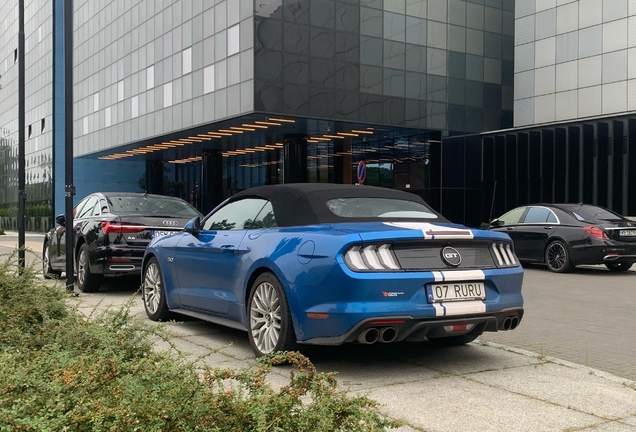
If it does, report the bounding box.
[43,192,201,292]
[490,204,636,273]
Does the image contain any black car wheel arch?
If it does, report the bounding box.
[42,242,61,279]
[76,243,103,292]
[545,240,574,273]
[605,262,633,272]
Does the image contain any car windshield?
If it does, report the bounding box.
[106,195,200,217]
[325,198,438,219]
[564,205,622,221]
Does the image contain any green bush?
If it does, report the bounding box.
[0,257,399,431]
[0,203,52,218]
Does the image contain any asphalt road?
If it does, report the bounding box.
[481,263,636,381]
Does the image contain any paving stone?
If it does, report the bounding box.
[469,362,636,419]
[353,375,601,432]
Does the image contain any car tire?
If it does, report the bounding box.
[76,243,103,292]
[247,272,297,357]
[545,240,573,273]
[42,243,61,280]
[428,330,482,347]
[605,262,633,272]
[142,257,172,321]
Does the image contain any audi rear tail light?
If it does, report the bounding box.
[583,226,609,239]
[101,221,146,235]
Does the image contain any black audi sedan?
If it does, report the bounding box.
[43,192,201,292]
[490,204,636,273]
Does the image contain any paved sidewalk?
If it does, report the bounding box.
[67,285,636,432]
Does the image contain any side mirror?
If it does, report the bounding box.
[489,219,504,228]
[55,214,66,226]
[184,216,201,234]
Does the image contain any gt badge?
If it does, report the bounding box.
[441,246,461,267]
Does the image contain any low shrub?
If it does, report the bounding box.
[0,256,399,431]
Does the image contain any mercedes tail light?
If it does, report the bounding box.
[101,222,146,235]
[583,226,609,239]
[344,244,401,271]
[490,242,518,268]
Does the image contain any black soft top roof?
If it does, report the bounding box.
[229,183,447,227]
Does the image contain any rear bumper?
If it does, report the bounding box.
[92,246,145,275]
[571,241,636,265]
[287,265,524,343]
[302,308,524,345]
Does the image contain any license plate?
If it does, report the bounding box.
[619,229,636,237]
[427,282,486,303]
[152,230,173,238]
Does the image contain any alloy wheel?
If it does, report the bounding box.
[78,249,87,286]
[250,281,282,355]
[546,242,567,271]
[143,262,162,315]
[43,245,50,274]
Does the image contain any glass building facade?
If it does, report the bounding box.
[0,0,54,216]
[514,0,636,126]
[0,0,516,229]
[462,0,636,229]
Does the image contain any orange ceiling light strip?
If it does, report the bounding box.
[352,129,374,134]
[242,123,268,129]
[255,120,282,126]
[219,129,241,134]
[268,117,295,123]
[323,134,345,139]
[337,132,359,137]
[231,126,256,132]
[310,136,331,141]
[211,131,232,136]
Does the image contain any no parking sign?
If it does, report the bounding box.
[357,160,366,184]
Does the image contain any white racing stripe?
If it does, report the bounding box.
[384,222,474,239]
[432,303,445,316]
[436,300,487,317]
[432,271,444,282]
[438,269,486,282]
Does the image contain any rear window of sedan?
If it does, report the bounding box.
[565,205,622,221]
[325,198,439,219]
[107,196,200,217]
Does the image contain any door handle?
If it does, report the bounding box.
[544,226,553,230]
[506,227,514,231]
[220,245,235,254]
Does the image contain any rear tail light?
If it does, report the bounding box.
[344,244,401,271]
[101,221,146,235]
[583,226,609,239]
[491,242,517,268]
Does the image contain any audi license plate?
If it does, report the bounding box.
[152,230,173,238]
[619,229,636,237]
[427,282,486,303]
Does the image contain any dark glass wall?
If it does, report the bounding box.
[442,117,636,227]
[253,0,514,133]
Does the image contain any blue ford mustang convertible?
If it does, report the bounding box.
[142,184,524,356]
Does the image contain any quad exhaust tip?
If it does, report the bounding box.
[357,327,398,344]
[378,327,397,343]
[357,327,380,344]
[500,315,521,331]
